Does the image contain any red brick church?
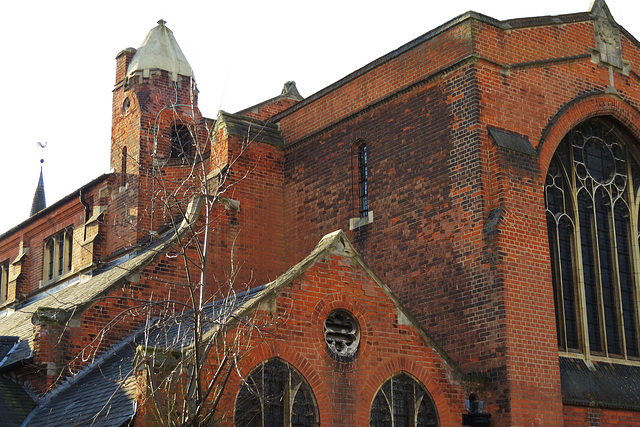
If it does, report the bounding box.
[2,1,640,425]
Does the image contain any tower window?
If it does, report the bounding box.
[370,372,439,427]
[235,358,319,426]
[43,227,73,284]
[170,124,192,158]
[545,118,640,359]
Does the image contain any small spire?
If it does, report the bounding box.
[157,19,166,26]
[31,143,47,216]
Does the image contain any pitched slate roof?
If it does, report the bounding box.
[23,285,265,426]
[22,342,136,427]
[0,377,35,427]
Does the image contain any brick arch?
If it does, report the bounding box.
[148,107,198,158]
[356,357,459,426]
[235,342,330,422]
[538,92,640,175]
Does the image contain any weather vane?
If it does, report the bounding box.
[37,141,47,164]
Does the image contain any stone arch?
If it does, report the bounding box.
[538,93,640,176]
[237,342,329,422]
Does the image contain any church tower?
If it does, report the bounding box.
[110,20,202,246]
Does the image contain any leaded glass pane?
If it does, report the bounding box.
[369,373,439,427]
[545,118,640,358]
[235,359,318,427]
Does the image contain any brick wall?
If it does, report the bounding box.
[208,253,471,426]
[277,13,640,426]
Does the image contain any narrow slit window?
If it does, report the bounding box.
[358,143,369,218]
[121,146,127,187]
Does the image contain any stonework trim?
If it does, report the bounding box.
[538,93,640,176]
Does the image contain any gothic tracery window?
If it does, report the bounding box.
[370,372,439,427]
[235,358,319,427]
[545,118,640,359]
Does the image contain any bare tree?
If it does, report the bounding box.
[45,97,281,426]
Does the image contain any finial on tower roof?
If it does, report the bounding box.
[157,19,166,26]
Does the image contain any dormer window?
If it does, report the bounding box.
[170,124,192,158]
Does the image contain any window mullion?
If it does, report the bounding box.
[590,198,610,356]
[608,201,628,357]
[627,159,640,359]
[567,146,592,355]
[572,189,592,356]
[550,220,568,350]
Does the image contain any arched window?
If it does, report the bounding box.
[235,358,319,427]
[545,118,640,359]
[170,124,192,158]
[370,372,439,427]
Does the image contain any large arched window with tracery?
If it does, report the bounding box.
[235,358,319,427]
[369,372,438,427]
[545,117,640,359]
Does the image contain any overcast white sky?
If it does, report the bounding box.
[1,0,638,235]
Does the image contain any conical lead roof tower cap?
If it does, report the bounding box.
[126,20,193,82]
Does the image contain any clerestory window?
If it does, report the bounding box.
[43,227,73,283]
[0,261,9,304]
[545,118,640,359]
[370,372,439,427]
[235,358,319,427]
[358,143,369,218]
[350,141,373,230]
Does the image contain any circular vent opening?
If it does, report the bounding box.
[324,309,360,359]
